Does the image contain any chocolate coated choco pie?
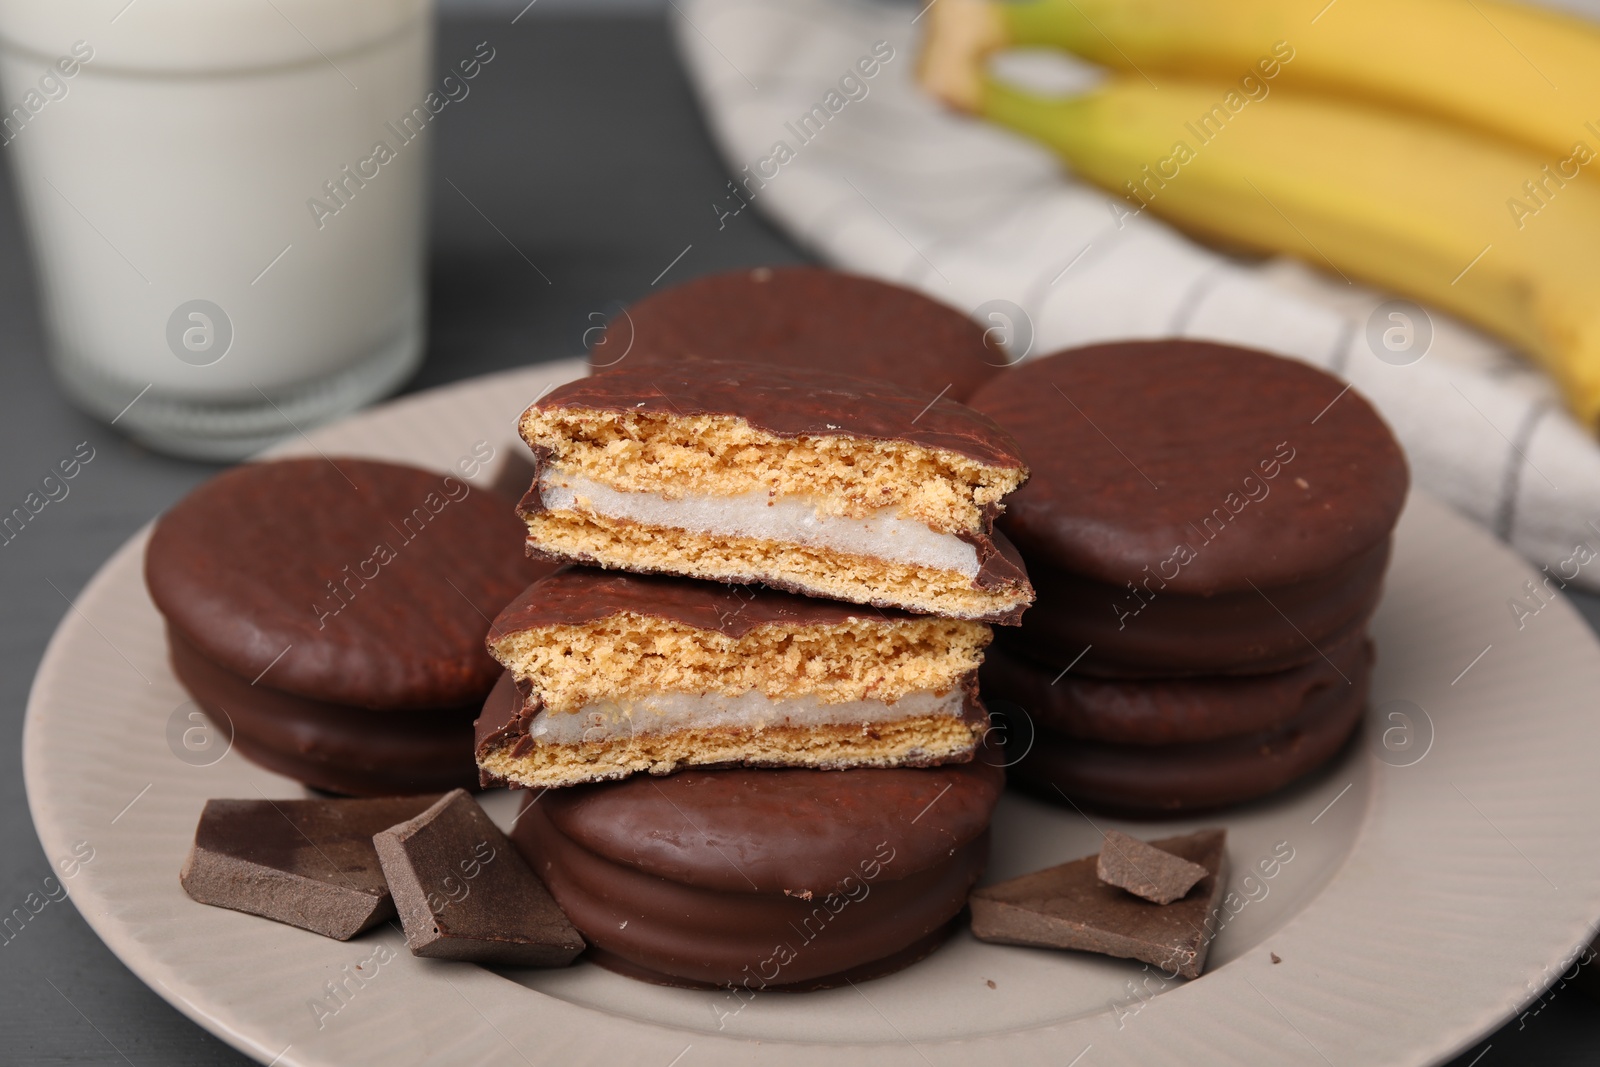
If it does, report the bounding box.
[476,569,992,788]
[967,341,1407,676]
[981,626,1370,747]
[513,757,1003,989]
[591,265,1000,400]
[517,360,1033,622]
[147,458,549,795]
[168,629,482,795]
[1005,655,1369,814]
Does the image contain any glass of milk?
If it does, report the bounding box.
[0,0,435,459]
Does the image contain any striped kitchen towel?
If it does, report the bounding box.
[672,0,1600,592]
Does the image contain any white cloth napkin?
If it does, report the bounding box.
[672,0,1600,592]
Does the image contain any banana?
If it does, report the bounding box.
[980,76,1600,427]
[925,0,1600,163]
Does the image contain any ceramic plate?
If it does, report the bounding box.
[25,360,1600,1066]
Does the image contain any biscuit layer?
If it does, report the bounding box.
[481,713,983,790]
[489,608,988,716]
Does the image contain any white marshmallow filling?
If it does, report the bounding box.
[524,688,968,746]
[538,470,981,578]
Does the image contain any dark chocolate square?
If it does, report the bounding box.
[374,790,584,966]
[970,828,1228,979]
[180,795,440,940]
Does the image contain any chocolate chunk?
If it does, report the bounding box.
[970,828,1227,979]
[1096,829,1212,905]
[374,790,584,966]
[179,796,441,940]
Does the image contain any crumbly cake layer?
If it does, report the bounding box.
[479,715,984,790]
[489,606,989,716]
[522,510,1031,622]
[520,408,1026,535]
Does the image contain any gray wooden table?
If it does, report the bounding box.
[2,10,1596,1064]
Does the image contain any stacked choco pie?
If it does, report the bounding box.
[968,341,1408,814]
[146,457,548,795]
[475,267,1037,989]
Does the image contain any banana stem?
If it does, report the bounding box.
[917,0,1012,112]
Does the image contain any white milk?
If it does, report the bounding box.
[0,0,436,458]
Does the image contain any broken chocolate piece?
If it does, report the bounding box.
[970,828,1227,979]
[180,795,440,940]
[374,789,584,966]
[1096,828,1212,905]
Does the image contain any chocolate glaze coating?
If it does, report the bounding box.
[169,628,478,796]
[539,758,1002,895]
[591,266,1000,401]
[1008,540,1387,676]
[585,925,954,991]
[966,341,1408,593]
[957,526,1033,596]
[146,458,548,710]
[488,566,908,643]
[1008,652,1369,814]
[516,799,989,988]
[530,359,1025,472]
[979,630,1369,748]
[982,631,1371,746]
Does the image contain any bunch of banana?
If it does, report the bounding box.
[918,0,1600,429]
